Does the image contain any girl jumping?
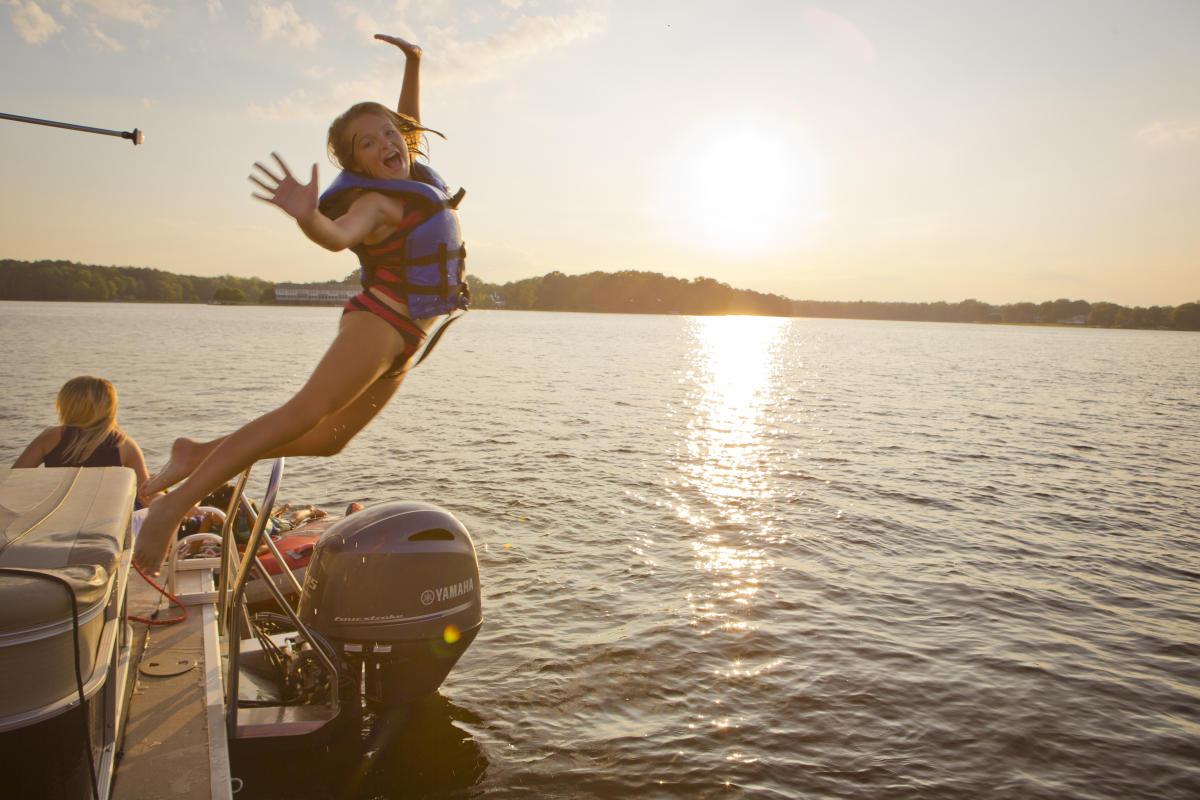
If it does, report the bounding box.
[133,35,468,572]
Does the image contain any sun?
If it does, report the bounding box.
[655,115,826,255]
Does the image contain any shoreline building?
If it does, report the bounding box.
[274,281,358,305]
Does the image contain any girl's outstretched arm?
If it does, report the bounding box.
[375,34,422,122]
[250,153,318,223]
[249,153,404,251]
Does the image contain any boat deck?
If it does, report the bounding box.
[113,568,231,800]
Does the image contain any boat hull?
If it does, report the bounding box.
[0,467,135,798]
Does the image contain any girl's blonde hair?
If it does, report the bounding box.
[326,101,444,172]
[55,376,124,464]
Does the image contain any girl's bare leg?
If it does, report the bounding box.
[273,372,404,456]
[141,370,405,496]
[375,34,422,121]
[141,437,223,495]
[132,313,407,572]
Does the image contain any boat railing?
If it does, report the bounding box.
[210,458,341,741]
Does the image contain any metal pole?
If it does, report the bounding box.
[0,112,143,145]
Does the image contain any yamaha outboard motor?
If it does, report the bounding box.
[297,502,482,707]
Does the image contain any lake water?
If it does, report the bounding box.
[2,301,1198,799]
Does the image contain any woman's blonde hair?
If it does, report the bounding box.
[55,376,124,464]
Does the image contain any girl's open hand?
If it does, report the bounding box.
[250,153,318,222]
[374,33,421,59]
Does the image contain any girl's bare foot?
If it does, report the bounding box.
[141,437,212,495]
[132,493,191,574]
[375,33,421,59]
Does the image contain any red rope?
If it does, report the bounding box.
[127,562,189,625]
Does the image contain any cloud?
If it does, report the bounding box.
[335,1,422,43]
[87,21,124,51]
[1137,120,1200,146]
[79,0,165,28]
[9,0,163,48]
[250,1,321,47]
[246,88,325,121]
[9,0,63,44]
[425,6,606,84]
[336,2,381,38]
[240,2,606,125]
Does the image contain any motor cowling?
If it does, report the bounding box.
[297,501,482,706]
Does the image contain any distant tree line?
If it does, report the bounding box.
[469,270,795,316]
[788,297,1200,330]
[0,259,274,304]
[467,270,1199,330]
[3,259,1197,330]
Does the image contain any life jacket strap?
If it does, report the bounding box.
[382,243,467,300]
[420,190,464,212]
[402,309,466,374]
[398,244,468,269]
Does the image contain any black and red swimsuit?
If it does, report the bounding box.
[344,206,431,377]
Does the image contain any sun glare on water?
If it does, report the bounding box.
[679,315,790,526]
[656,116,826,254]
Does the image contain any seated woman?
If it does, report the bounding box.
[12,375,159,510]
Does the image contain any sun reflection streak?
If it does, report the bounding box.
[669,315,791,639]
[676,315,790,528]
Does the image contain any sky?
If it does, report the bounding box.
[2,0,1198,307]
